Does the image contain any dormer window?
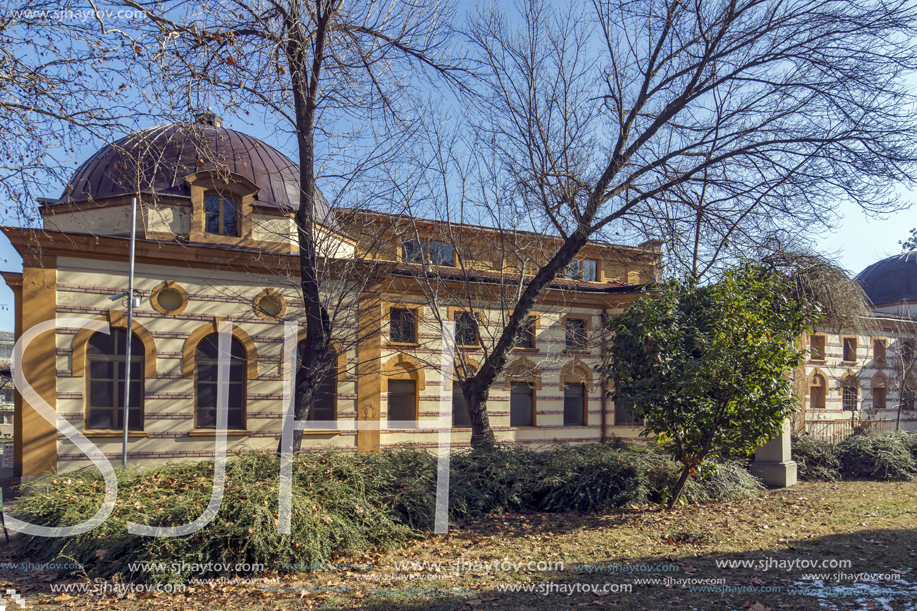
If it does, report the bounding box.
[205,193,240,236]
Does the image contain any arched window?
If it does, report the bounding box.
[809,372,826,409]
[296,340,337,422]
[195,335,246,429]
[87,329,144,430]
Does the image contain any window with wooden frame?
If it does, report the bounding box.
[873,338,887,364]
[401,239,424,264]
[809,334,826,361]
[563,383,586,426]
[194,334,247,430]
[454,311,479,347]
[809,372,826,409]
[842,336,857,362]
[564,317,588,351]
[296,340,337,422]
[871,374,887,410]
[428,241,454,267]
[387,379,417,427]
[400,239,455,266]
[510,382,535,426]
[389,308,417,345]
[516,315,537,350]
[842,379,858,411]
[86,329,144,431]
[204,192,240,237]
[565,258,598,281]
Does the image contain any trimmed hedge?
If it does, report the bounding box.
[793,432,917,482]
[10,441,761,584]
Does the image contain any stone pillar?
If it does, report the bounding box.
[750,419,797,487]
[356,291,381,452]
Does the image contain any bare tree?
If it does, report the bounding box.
[0,1,144,226]
[112,0,467,450]
[430,0,917,447]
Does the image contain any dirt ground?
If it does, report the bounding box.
[1,481,915,611]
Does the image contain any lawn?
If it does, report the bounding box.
[1,480,915,611]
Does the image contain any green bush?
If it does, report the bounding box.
[10,440,764,583]
[835,432,917,481]
[792,434,842,481]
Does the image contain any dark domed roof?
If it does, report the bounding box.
[52,119,333,223]
[856,251,917,306]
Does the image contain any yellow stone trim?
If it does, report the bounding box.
[182,318,258,380]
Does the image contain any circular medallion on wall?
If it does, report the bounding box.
[253,288,287,321]
[150,280,190,316]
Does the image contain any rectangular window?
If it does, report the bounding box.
[842,385,858,411]
[452,392,472,427]
[428,242,454,267]
[810,335,826,361]
[387,379,416,425]
[565,318,587,350]
[389,308,417,344]
[565,259,598,281]
[455,312,478,346]
[401,240,425,264]
[873,339,887,362]
[565,259,583,280]
[518,316,536,349]
[204,193,239,237]
[308,375,336,422]
[563,384,585,426]
[510,382,534,426]
[843,337,857,362]
[614,402,643,426]
[873,386,887,410]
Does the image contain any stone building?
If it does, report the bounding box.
[1,115,660,479]
[798,252,917,438]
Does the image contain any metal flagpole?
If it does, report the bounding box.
[122,196,137,468]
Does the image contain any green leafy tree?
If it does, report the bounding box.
[603,263,817,509]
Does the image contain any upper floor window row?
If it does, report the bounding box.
[402,239,454,267]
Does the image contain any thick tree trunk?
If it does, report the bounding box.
[464,379,496,450]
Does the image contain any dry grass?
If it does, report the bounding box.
[2,480,915,611]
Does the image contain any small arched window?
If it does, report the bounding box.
[87,329,144,430]
[195,335,246,429]
[809,373,826,409]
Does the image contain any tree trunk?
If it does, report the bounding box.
[277,0,334,454]
[464,378,496,450]
[464,229,592,445]
[667,466,692,510]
